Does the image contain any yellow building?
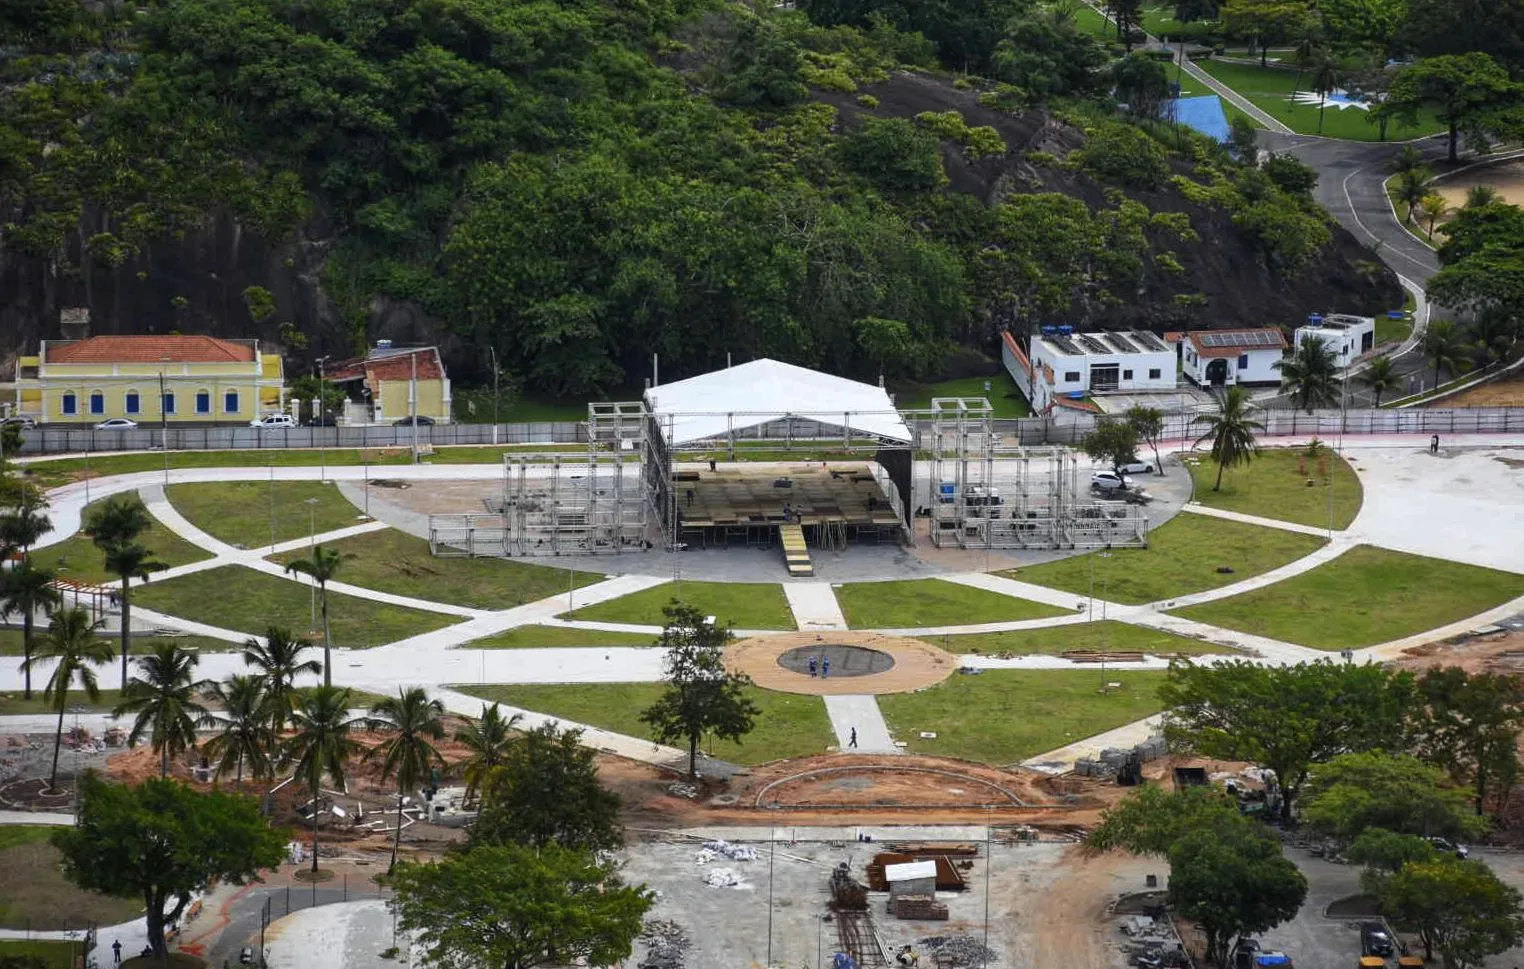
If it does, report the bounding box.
[326,345,451,424]
[14,335,285,425]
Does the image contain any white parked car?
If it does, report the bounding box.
[1091,470,1134,492]
[94,418,138,430]
[1117,460,1153,475]
[250,413,297,429]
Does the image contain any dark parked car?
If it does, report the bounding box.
[304,414,337,427]
[393,415,435,426]
[1361,921,1395,957]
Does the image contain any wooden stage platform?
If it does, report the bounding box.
[671,462,905,553]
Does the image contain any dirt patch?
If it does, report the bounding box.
[1392,626,1524,675]
[0,839,145,931]
[1022,846,1159,968]
[1434,373,1524,408]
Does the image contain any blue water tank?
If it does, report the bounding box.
[1387,310,1406,319]
[1041,325,1057,334]
[1058,324,1074,334]
[1068,391,1084,400]
[1307,313,1324,325]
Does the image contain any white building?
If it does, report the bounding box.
[1292,314,1376,368]
[1003,329,1176,412]
[1175,328,1287,388]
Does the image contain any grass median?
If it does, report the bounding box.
[0,630,233,657]
[919,621,1234,657]
[0,826,144,932]
[1006,513,1326,605]
[167,480,364,548]
[461,625,658,649]
[132,565,456,646]
[877,669,1168,764]
[33,499,212,586]
[458,683,833,764]
[1170,545,1524,649]
[563,581,796,630]
[1194,58,1443,140]
[1186,446,1362,529]
[834,578,1068,628]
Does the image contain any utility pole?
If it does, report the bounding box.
[316,356,330,482]
[489,346,500,445]
[159,371,169,486]
[410,351,420,465]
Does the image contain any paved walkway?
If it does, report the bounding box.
[782,583,848,630]
[1176,503,1337,538]
[822,695,897,754]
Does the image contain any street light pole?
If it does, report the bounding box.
[316,356,330,483]
[306,497,319,628]
[158,371,169,486]
[489,346,500,446]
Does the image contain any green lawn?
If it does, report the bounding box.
[1064,1,1115,40]
[269,529,601,610]
[0,941,81,968]
[894,374,1031,418]
[1186,447,1362,529]
[0,827,144,931]
[0,629,233,656]
[1171,545,1524,650]
[1006,513,1326,605]
[1375,311,1414,346]
[31,499,212,586]
[462,625,659,649]
[920,620,1233,657]
[132,566,456,645]
[834,578,1068,628]
[0,689,122,716]
[458,683,834,764]
[1195,59,1444,141]
[563,581,796,630]
[166,480,363,549]
[877,669,1168,764]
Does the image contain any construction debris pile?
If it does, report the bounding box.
[1073,736,1168,780]
[918,934,996,968]
[637,920,690,969]
[1118,912,1190,968]
[697,839,759,862]
[830,862,869,911]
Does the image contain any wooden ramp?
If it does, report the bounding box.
[778,523,813,577]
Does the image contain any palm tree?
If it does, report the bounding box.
[1275,336,1342,413]
[100,542,167,690]
[1468,313,1520,367]
[1390,145,1425,177]
[242,625,323,738]
[367,688,446,872]
[1465,185,1502,208]
[283,546,351,686]
[284,685,369,873]
[1357,355,1399,407]
[1,559,62,699]
[1392,167,1433,225]
[201,674,273,785]
[1418,193,1449,236]
[0,492,51,558]
[114,643,211,778]
[454,702,522,804]
[1192,386,1265,491]
[23,608,113,791]
[1422,319,1467,389]
[1310,55,1342,135]
[85,493,153,548]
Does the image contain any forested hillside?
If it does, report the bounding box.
[0,0,1397,393]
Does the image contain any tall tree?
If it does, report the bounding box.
[283,545,350,686]
[1169,823,1307,965]
[0,559,61,699]
[366,687,446,873]
[640,603,759,778]
[1415,667,1524,814]
[1301,750,1485,842]
[102,542,167,690]
[1464,185,1502,208]
[283,685,368,873]
[22,607,113,791]
[0,491,51,558]
[455,702,522,804]
[1376,53,1523,163]
[1088,785,1245,857]
[114,643,211,778]
[241,625,323,738]
[1276,334,1342,412]
[1221,0,1313,65]
[1082,417,1142,475]
[51,774,285,959]
[1124,405,1166,474]
[1191,386,1265,491]
[392,843,652,969]
[1357,354,1399,406]
[84,494,164,690]
[471,723,623,853]
[1419,193,1450,236]
[1392,167,1434,224]
[1422,319,1468,389]
[1160,659,1415,820]
[1309,54,1343,135]
[1374,856,1524,966]
[201,674,273,785]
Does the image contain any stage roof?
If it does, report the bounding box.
[644,359,913,446]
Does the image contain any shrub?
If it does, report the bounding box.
[963,125,1006,159]
[856,93,879,108]
[1074,121,1170,188]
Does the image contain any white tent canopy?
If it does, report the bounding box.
[644,358,912,447]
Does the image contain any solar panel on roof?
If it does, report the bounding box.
[1133,332,1168,351]
[1077,336,1111,354]
[1107,333,1138,353]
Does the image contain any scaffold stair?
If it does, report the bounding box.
[778,523,813,576]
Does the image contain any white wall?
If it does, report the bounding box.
[1029,339,1176,398]
[1183,347,1283,386]
[1294,319,1375,368]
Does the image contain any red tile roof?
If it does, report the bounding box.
[328,347,444,383]
[47,335,256,364]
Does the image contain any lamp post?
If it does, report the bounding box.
[316,356,330,483]
[306,496,319,628]
[158,371,169,486]
[489,346,501,446]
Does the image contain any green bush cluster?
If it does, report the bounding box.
[913,110,1007,159]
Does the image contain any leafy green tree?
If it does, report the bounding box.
[367,687,446,872]
[1400,0,1524,75]
[201,674,273,785]
[1422,319,1468,389]
[1393,167,1435,224]
[1464,185,1502,209]
[1191,386,1265,490]
[1376,53,1522,163]
[24,607,113,791]
[1262,154,1318,196]
[992,7,1108,99]
[1302,751,1484,842]
[283,546,351,686]
[713,17,807,109]
[1428,249,1524,320]
[1175,0,1219,22]
[1124,405,1165,474]
[1437,202,1524,265]
[1082,417,1141,474]
[839,117,946,193]
[1228,115,1259,162]
[85,494,165,690]
[1317,0,1406,55]
[1221,0,1313,64]
[1073,121,1169,188]
[288,375,347,423]
[472,723,623,853]
[1169,823,1307,966]
[455,702,522,804]
[284,685,369,873]
[1346,828,1440,874]
[51,773,285,959]
[241,625,323,737]
[1,559,61,699]
[1088,785,1245,857]
[1374,856,1524,967]
[1160,660,1415,820]
[641,603,759,778]
[114,643,211,779]
[1415,667,1524,813]
[1113,54,1172,120]
[1357,354,1399,406]
[1467,312,1520,367]
[1276,334,1342,412]
[392,842,652,969]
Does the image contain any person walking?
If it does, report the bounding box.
[808,656,818,677]
[849,727,858,748]
[1431,434,1440,454]
[112,939,122,964]
[822,658,831,678]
